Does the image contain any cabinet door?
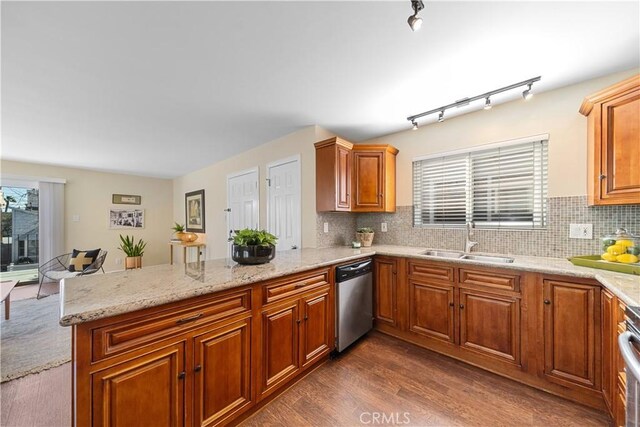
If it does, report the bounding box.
[300,287,332,368]
[193,318,252,427]
[600,89,640,203]
[459,289,521,365]
[336,145,352,210]
[91,342,185,427]
[374,258,397,327]
[543,280,600,389]
[260,299,300,398]
[353,150,384,210]
[409,280,455,343]
[602,290,615,414]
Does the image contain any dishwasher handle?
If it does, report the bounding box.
[340,260,372,272]
[619,331,640,382]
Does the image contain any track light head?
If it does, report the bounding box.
[408,0,424,31]
[483,97,492,110]
[522,83,533,100]
[438,110,445,123]
[411,120,418,130]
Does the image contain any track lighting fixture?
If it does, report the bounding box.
[407,76,540,128]
[522,83,533,100]
[408,0,424,31]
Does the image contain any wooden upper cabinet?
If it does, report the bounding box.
[352,145,398,212]
[315,137,353,212]
[315,138,398,212]
[580,74,640,205]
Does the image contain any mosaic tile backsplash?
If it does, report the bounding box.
[319,196,640,258]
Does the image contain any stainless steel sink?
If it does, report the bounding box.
[460,254,514,263]
[421,250,465,258]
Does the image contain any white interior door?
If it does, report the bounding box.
[267,156,301,251]
[227,168,259,234]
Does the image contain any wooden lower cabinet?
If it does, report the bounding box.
[91,342,186,427]
[301,288,332,368]
[543,279,600,390]
[459,289,521,365]
[374,257,398,327]
[193,317,252,427]
[408,280,455,343]
[602,289,615,413]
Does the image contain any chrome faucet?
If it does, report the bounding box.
[465,222,478,253]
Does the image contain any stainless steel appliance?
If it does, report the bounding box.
[335,259,373,352]
[620,306,640,426]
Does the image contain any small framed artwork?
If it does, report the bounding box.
[112,194,142,205]
[109,209,145,229]
[185,189,205,233]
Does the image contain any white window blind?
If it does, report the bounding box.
[413,139,548,229]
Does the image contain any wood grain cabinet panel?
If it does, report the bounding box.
[459,289,521,365]
[314,137,353,212]
[409,280,455,343]
[601,289,615,414]
[408,261,455,283]
[543,280,600,390]
[193,318,252,427]
[459,269,519,293]
[374,257,397,327]
[580,74,640,205]
[263,270,329,304]
[351,145,398,212]
[91,342,185,427]
[300,287,332,368]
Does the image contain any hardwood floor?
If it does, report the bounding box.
[241,332,610,427]
[0,332,609,426]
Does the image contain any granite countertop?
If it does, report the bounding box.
[59,245,640,326]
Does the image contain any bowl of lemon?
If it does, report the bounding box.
[601,228,640,264]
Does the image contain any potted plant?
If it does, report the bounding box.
[172,222,197,243]
[356,227,375,247]
[231,229,278,265]
[118,235,147,269]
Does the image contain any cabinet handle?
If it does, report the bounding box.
[449,302,455,307]
[599,174,606,180]
[459,304,464,309]
[194,365,202,373]
[176,313,203,324]
[544,299,551,305]
[178,371,186,380]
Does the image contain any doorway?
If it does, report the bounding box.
[226,168,260,234]
[267,156,301,251]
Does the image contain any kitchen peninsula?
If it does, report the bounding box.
[61,246,640,426]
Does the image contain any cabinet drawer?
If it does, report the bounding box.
[408,261,454,283]
[92,289,251,362]
[263,269,330,304]
[459,268,520,292]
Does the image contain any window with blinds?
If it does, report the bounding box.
[413,138,548,229]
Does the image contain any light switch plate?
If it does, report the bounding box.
[381,222,388,232]
[72,214,80,222]
[323,222,329,233]
[569,223,593,239]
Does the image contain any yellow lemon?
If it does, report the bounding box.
[601,253,618,262]
[607,244,626,256]
[616,254,639,264]
[616,239,636,248]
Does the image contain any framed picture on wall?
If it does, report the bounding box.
[109,208,145,229]
[185,189,205,233]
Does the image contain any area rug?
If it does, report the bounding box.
[0,294,71,382]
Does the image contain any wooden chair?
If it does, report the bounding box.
[37,250,108,299]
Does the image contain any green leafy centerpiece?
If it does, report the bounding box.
[356,227,375,247]
[232,229,278,265]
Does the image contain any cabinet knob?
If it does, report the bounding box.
[178,371,186,380]
[599,174,606,180]
[296,319,301,324]
[449,302,455,307]
[544,299,551,305]
[194,365,202,373]
[459,304,464,309]
[304,315,308,321]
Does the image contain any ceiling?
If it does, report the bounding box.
[2,1,638,178]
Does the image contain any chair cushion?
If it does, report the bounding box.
[68,249,101,272]
[46,270,82,281]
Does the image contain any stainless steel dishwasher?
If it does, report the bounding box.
[335,258,373,352]
[620,306,640,427]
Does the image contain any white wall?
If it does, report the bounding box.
[1,160,173,270]
[173,125,336,259]
[362,68,639,204]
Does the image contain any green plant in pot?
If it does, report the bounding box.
[356,227,375,247]
[118,235,147,269]
[232,229,278,265]
[171,222,197,243]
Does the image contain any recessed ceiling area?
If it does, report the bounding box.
[2,1,638,178]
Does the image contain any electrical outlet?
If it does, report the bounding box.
[381,222,388,232]
[323,222,329,233]
[569,223,593,239]
[72,214,80,222]
[115,258,122,265]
